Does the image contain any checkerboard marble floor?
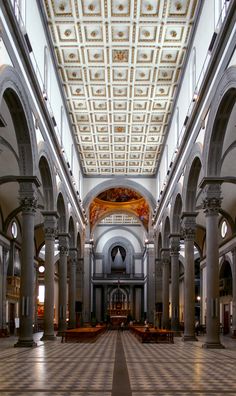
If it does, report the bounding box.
[0,330,236,396]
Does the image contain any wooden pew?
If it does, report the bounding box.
[130,326,174,343]
[61,325,106,343]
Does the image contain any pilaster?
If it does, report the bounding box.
[181,213,198,342]
[57,233,69,335]
[161,248,170,329]
[169,234,180,333]
[200,179,224,348]
[40,212,58,341]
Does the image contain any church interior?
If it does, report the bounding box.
[0,0,236,394]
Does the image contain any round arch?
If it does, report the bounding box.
[101,235,136,275]
[182,145,203,212]
[0,65,37,175]
[203,66,236,177]
[68,216,75,248]
[57,192,67,233]
[83,178,156,210]
[170,184,183,233]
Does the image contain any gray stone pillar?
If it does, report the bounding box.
[77,258,84,303]
[68,248,77,329]
[201,181,224,348]
[103,285,108,321]
[155,258,162,328]
[15,180,39,347]
[83,242,92,322]
[182,213,197,342]
[129,285,134,318]
[146,241,155,322]
[161,249,170,329]
[0,246,9,332]
[232,248,236,336]
[169,234,180,332]
[41,212,58,341]
[57,233,69,335]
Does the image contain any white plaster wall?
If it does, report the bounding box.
[156,1,223,196]
[24,1,82,192]
[135,259,142,273]
[95,259,103,274]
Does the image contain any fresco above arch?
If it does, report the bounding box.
[98,188,142,202]
[90,188,149,229]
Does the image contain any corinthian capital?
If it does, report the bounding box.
[44,226,57,239]
[43,211,58,240]
[161,248,170,265]
[19,196,38,213]
[169,234,180,257]
[58,233,70,256]
[181,212,197,241]
[200,178,222,217]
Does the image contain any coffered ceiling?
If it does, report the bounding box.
[43,0,198,176]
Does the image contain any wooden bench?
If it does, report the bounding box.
[130,326,174,343]
[61,325,106,343]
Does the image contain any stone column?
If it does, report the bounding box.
[182,213,197,341]
[0,246,9,332]
[155,258,162,328]
[15,179,39,347]
[41,212,58,340]
[146,241,155,322]
[232,248,236,337]
[77,258,84,303]
[68,248,77,329]
[169,234,180,332]
[129,285,134,319]
[103,285,108,321]
[201,180,224,348]
[57,233,69,335]
[83,241,92,322]
[161,249,170,329]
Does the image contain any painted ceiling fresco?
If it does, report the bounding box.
[97,187,142,202]
[90,188,149,228]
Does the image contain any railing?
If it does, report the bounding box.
[93,273,145,280]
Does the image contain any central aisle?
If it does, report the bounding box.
[0,330,236,395]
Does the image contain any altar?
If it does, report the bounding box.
[110,315,127,327]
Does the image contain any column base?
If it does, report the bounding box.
[202,342,225,349]
[40,334,57,341]
[173,330,182,337]
[14,340,37,348]
[56,331,65,337]
[182,335,198,342]
[231,329,236,338]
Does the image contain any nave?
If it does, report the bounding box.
[0,331,236,396]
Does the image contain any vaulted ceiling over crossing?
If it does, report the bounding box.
[43,0,198,176]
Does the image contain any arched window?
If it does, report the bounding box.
[13,0,26,27]
[175,107,180,146]
[44,46,49,95]
[60,105,64,147]
[214,0,226,28]
[189,47,196,102]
